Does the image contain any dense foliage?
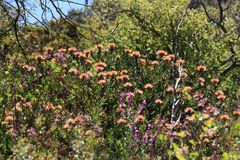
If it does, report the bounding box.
[0,0,240,159]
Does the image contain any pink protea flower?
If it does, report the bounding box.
[44,103,55,110]
[95,62,107,68]
[131,51,141,57]
[15,102,22,112]
[98,79,106,86]
[175,59,185,66]
[134,115,145,123]
[217,94,226,100]
[116,75,129,80]
[197,65,207,71]
[108,43,116,49]
[233,110,240,116]
[220,114,229,120]
[214,90,224,96]
[184,107,194,113]
[68,67,79,75]
[123,82,133,88]
[96,44,104,49]
[198,77,205,86]
[79,72,92,79]
[66,118,75,125]
[211,78,219,84]
[120,70,128,75]
[144,83,153,89]
[156,50,167,56]
[124,48,132,53]
[155,99,163,104]
[135,89,143,95]
[162,55,172,61]
[5,115,14,121]
[59,48,66,53]
[24,102,32,110]
[139,58,146,64]
[151,61,159,65]
[74,52,86,59]
[96,66,105,71]
[117,118,127,124]
[45,47,53,52]
[68,47,77,52]
[166,85,175,93]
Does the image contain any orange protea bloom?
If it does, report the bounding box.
[68,47,77,52]
[104,48,109,53]
[217,94,226,100]
[68,67,79,75]
[214,90,224,95]
[74,116,84,123]
[181,72,188,79]
[233,110,240,116]
[15,102,22,112]
[144,83,153,89]
[97,72,105,77]
[135,89,143,95]
[116,75,129,80]
[95,62,107,68]
[211,78,219,84]
[45,47,53,52]
[206,105,214,111]
[22,64,36,72]
[168,54,175,59]
[198,77,205,86]
[105,71,113,77]
[96,66,105,71]
[220,114,229,120]
[125,48,132,53]
[85,59,93,64]
[66,118,75,124]
[115,55,121,61]
[63,123,70,129]
[175,59,185,66]
[184,107,194,113]
[134,115,145,123]
[156,50,167,56]
[197,65,207,71]
[131,51,141,57]
[84,48,93,55]
[24,102,32,110]
[79,72,92,79]
[123,82,133,88]
[155,99,163,104]
[186,116,194,121]
[162,55,172,62]
[98,79,107,85]
[151,61,159,65]
[166,86,175,93]
[108,43,116,49]
[5,115,14,121]
[111,71,118,76]
[139,58,146,64]
[96,44,104,49]
[44,103,55,110]
[74,52,86,59]
[58,48,66,53]
[117,118,127,124]
[120,70,128,75]
[34,53,44,60]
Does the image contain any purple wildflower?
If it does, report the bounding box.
[198,98,207,107]
[134,127,140,142]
